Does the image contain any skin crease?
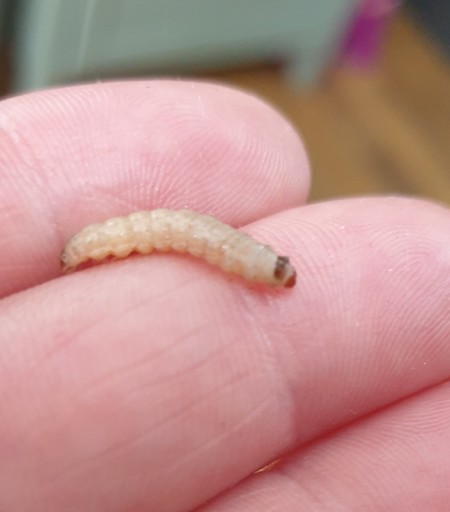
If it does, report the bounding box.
[0,81,448,512]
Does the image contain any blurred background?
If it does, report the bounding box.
[0,0,449,205]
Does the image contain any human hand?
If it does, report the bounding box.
[0,81,449,511]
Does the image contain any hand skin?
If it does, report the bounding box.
[0,81,449,512]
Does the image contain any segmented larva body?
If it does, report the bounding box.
[60,209,296,287]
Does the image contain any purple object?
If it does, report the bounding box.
[341,0,401,67]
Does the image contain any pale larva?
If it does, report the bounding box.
[60,209,296,287]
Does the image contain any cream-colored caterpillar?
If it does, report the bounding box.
[60,209,296,287]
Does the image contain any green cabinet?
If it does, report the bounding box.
[14,0,358,91]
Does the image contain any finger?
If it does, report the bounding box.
[1,197,449,511]
[0,80,309,297]
[200,381,450,511]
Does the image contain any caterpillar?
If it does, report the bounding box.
[60,209,296,287]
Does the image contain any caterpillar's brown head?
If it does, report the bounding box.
[274,256,296,288]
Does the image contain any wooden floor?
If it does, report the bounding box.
[1,11,449,206]
[210,12,450,206]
